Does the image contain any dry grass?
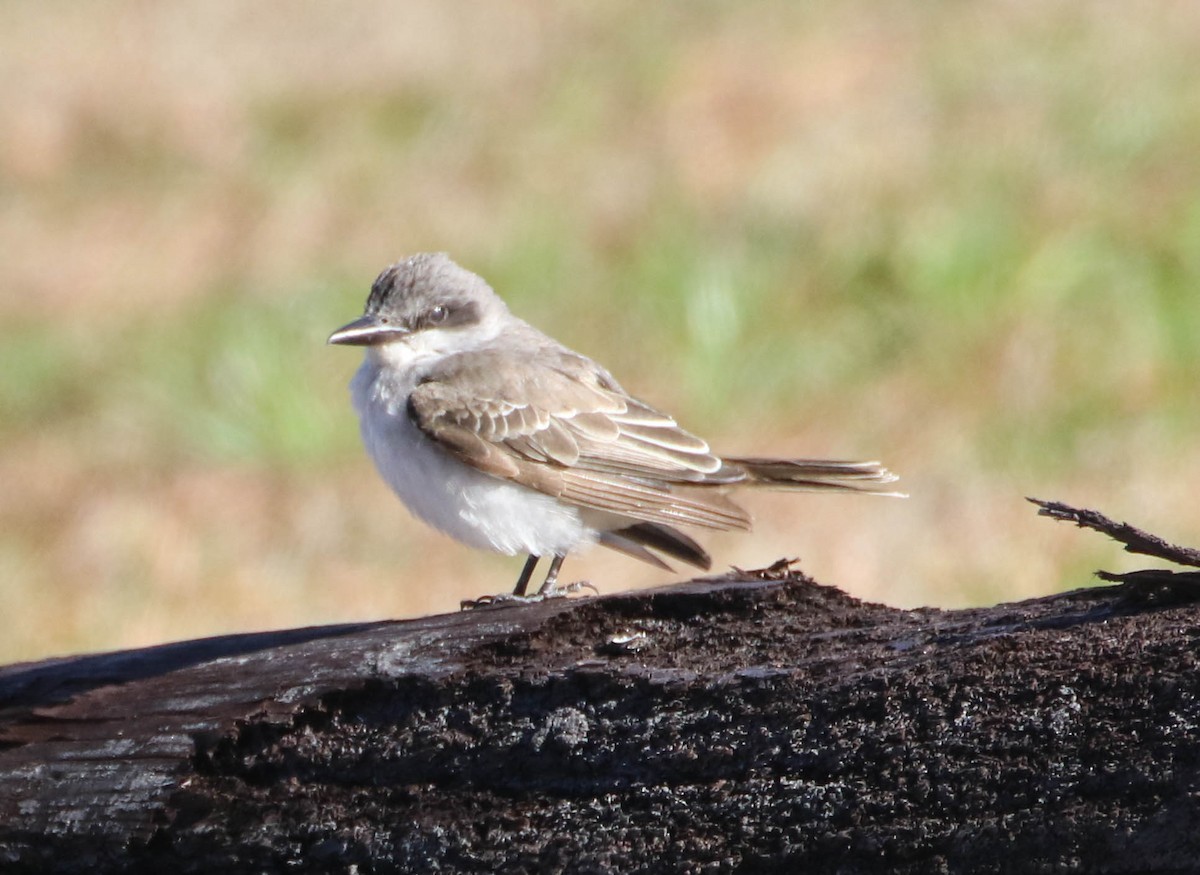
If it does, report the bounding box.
[3,1,1199,662]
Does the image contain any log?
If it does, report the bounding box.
[3,553,1200,872]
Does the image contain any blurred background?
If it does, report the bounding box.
[2,1,1198,663]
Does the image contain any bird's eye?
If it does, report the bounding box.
[428,305,448,325]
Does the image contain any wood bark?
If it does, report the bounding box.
[3,508,1200,873]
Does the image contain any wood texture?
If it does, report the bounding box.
[3,561,1200,873]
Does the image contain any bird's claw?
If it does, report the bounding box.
[542,578,599,599]
[460,579,597,610]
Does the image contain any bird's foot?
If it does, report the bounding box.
[460,579,597,610]
[540,578,599,599]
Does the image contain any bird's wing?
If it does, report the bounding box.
[407,347,750,530]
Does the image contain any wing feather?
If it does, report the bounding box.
[407,345,749,530]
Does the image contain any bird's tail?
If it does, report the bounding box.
[725,458,905,496]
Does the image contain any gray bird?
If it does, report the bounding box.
[329,253,901,601]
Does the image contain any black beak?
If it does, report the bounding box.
[327,315,410,346]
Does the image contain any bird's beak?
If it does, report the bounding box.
[327,315,410,346]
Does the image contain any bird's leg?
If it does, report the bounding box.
[462,553,594,610]
[512,554,541,597]
[461,555,539,609]
[536,554,597,598]
[537,554,565,594]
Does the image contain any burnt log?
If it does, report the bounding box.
[3,561,1200,873]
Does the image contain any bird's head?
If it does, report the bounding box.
[329,253,508,367]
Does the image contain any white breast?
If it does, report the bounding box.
[350,359,595,557]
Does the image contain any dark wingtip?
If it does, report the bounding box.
[614,522,712,570]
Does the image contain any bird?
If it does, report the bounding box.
[329,253,901,602]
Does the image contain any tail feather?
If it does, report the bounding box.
[597,459,902,570]
[725,458,904,496]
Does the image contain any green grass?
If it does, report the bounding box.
[115,282,363,468]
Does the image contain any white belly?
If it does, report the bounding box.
[351,361,594,557]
